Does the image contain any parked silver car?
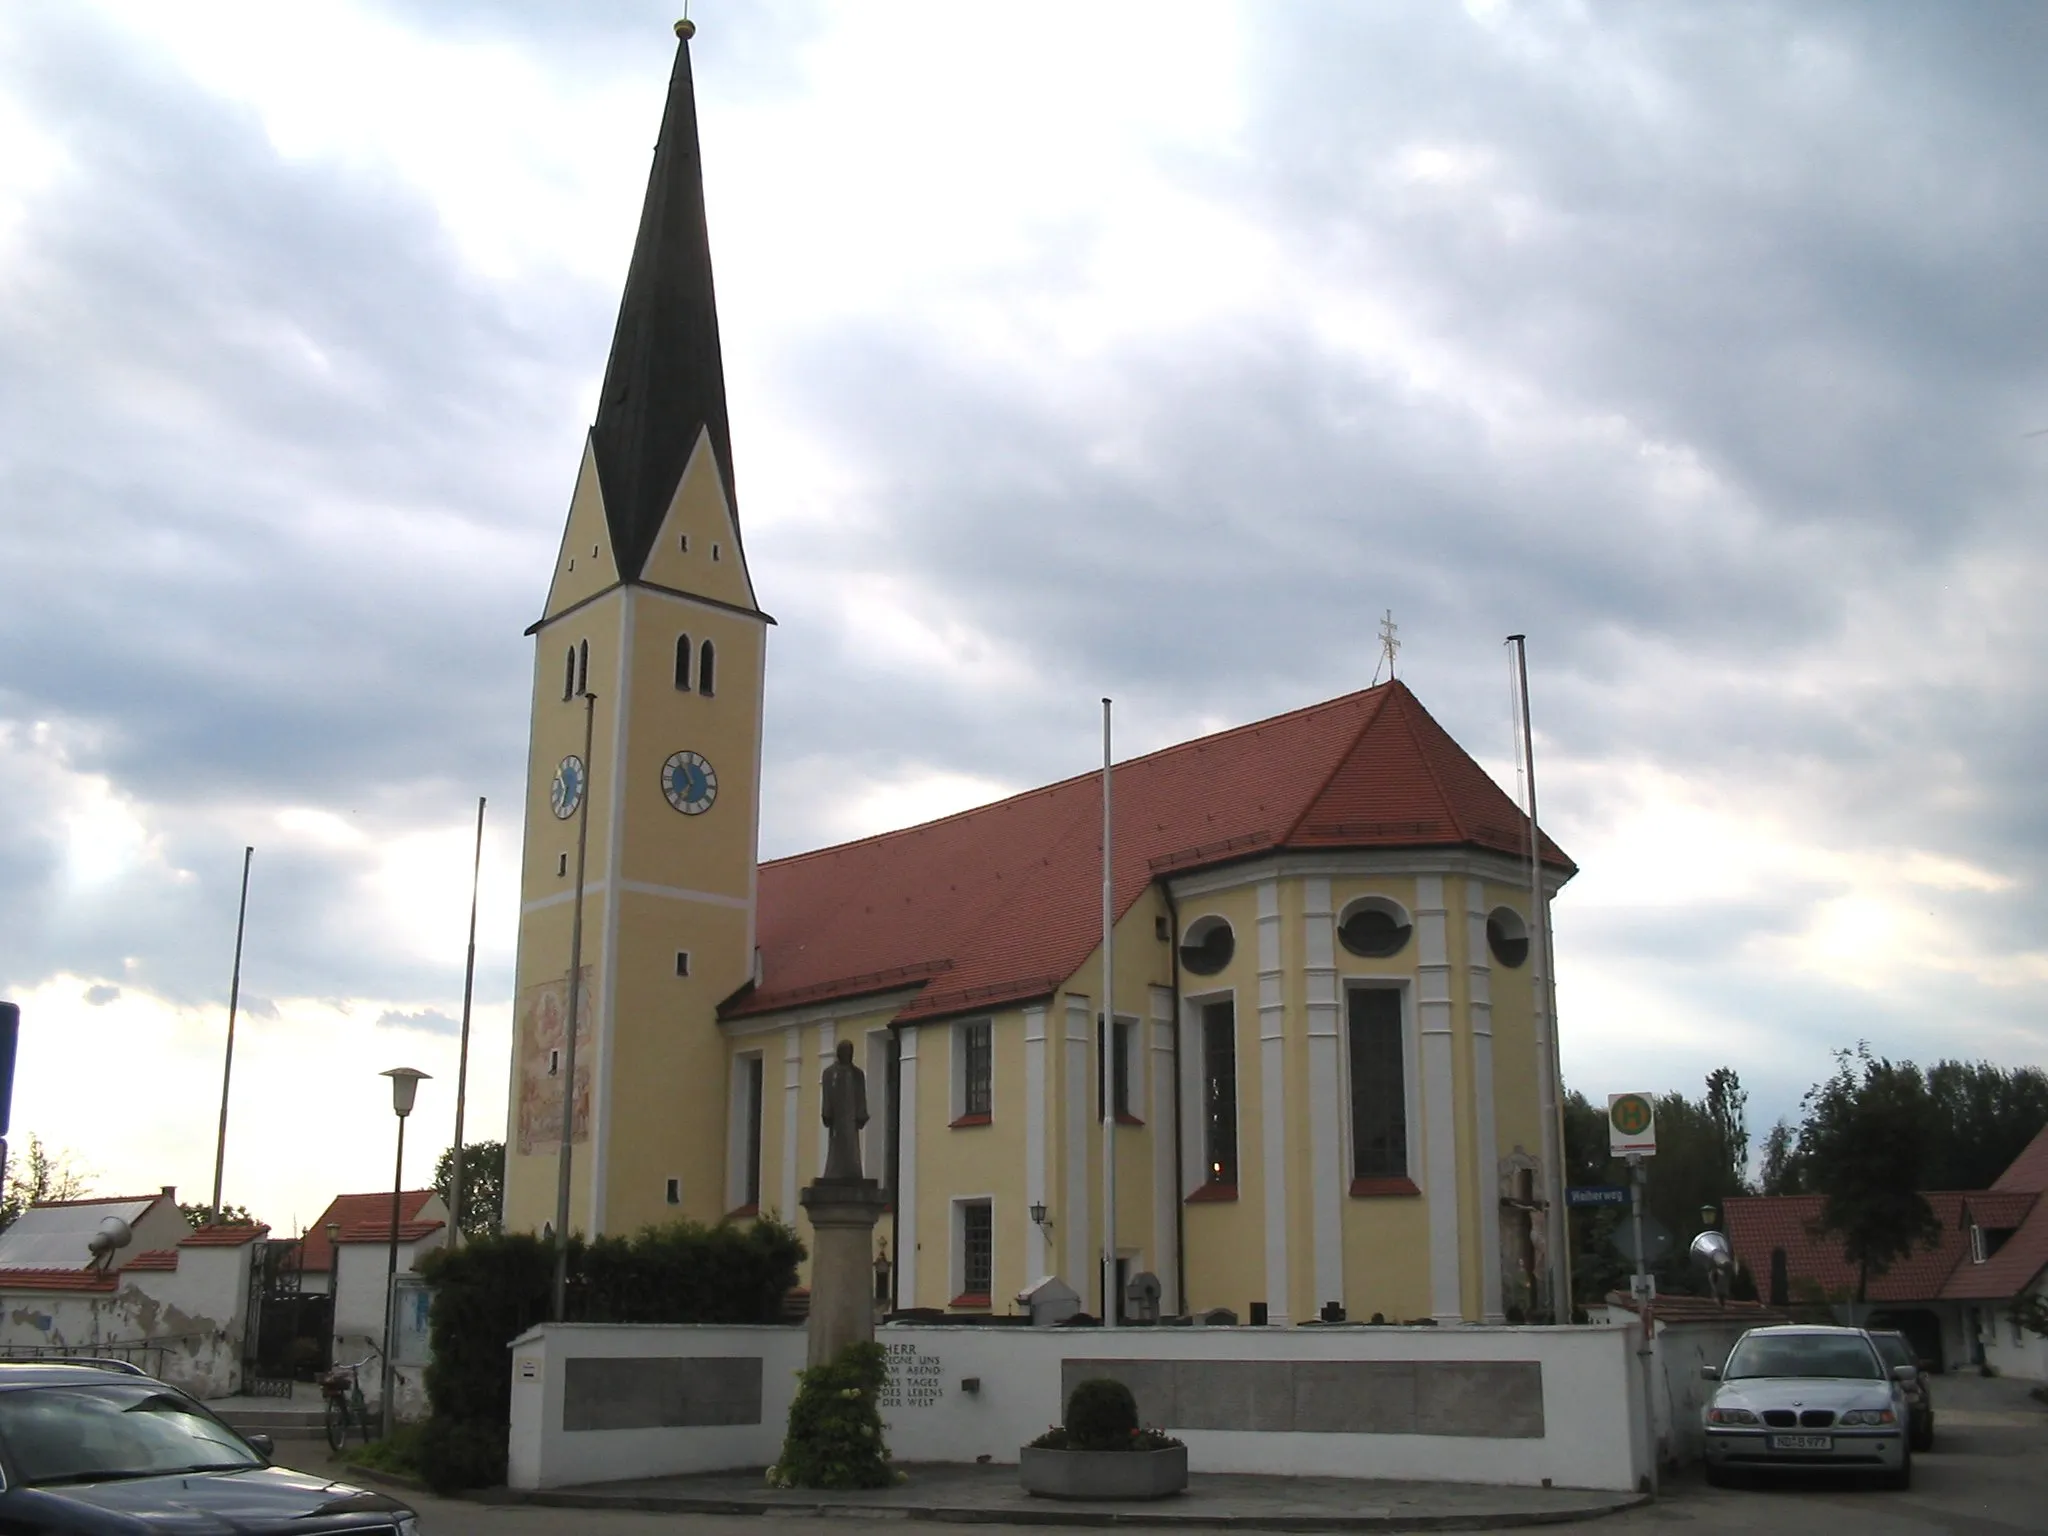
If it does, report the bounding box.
[1701,1325,1912,1489]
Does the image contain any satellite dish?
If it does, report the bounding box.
[87,1216,133,1271]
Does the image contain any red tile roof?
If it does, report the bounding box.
[1993,1126,2048,1194]
[299,1191,439,1272]
[334,1219,445,1244]
[1725,1192,2045,1305]
[122,1250,180,1272]
[1942,1195,2048,1301]
[1604,1293,1793,1327]
[0,1269,118,1293]
[732,681,1571,1023]
[178,1222,270,1248]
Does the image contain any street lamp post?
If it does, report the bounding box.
[380,1066,429,1440]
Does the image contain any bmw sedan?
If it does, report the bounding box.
[1701,1325,1912,1489]
[0,1361,423,1533]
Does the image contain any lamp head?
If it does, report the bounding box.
[1700,1203,1718,1230]
[382,1066,430,1118]
[1029,1201,1049,1228]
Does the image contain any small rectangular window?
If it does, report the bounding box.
[1201,1000,1237,1187]
[556,853,567,877]
[665,1177,681,1206]
[742,1055,764,1208]
[1970,1223,1986,1264]
[961,1020,992,1119]
[547,1048,560,1077]
[711,542,721,562]
[680,533,690,552]
[961,1200,993,1300]
[1348,988,1407,1179]
[1101,1018,1134,1118]
[676,951,691,978]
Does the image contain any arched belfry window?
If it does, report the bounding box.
[576,639,590,695]
[698,639,716,697]
[674,634,692,691]
[562,646,575,701]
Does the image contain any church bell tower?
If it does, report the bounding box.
[502,21,771,1238]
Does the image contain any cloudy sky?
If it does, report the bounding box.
[3,0,2044,1230]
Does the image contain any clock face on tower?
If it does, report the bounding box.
[550,755,586,819]
[661,751,718,815]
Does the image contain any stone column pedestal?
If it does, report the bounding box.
[798,1177,889,1368]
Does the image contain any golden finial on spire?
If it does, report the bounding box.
[675,17,696,40]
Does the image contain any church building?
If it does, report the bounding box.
[501,26,1576,1328]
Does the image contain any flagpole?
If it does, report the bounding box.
[209,846,254,1224]
[449,796,486,1246]
[1101,698,1117,1328]
[1508,636,1572,1320]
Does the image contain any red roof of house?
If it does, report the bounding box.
[299,1192,439,1272]
[731,681,1571,1023]
[178,1222,270,1248]
[1725,1191,2045,1305]
[0,1269,118,1293]
[1942,1195,2048,1301]
[1993,1126,2048,1194]
[1604,1293,1793,1327]
[334,1219,445,1244]
[122,1250,180,1272]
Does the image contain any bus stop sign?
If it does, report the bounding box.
[1608,1092,1656,1157]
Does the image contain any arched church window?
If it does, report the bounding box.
[1487,906,1530,968]
[698,639,716,697]
[577,639,590,695]
[674,634,692,691]
[563,647,575,701]
[1338,896,1412,958]
[1179,915,1234,976]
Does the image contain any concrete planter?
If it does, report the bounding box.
[1018,1443,1188,1500]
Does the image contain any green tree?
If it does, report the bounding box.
[1921,1060,2048,1190]
[179,1202,256,1227]
[0,1135,92,1231]
[1759,1118,1807,1195]
[1798,1045,1942,1303]
[434,1141,504,1240]
[1704,1067,1750,1191]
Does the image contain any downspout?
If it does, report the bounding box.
[1162,882,1188,1316]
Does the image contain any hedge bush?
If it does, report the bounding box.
[767,1340,892,1489]
[414,1217,804,1490]
[1063,1377,1139,1450]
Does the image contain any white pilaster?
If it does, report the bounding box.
[1149,984,1179,1314]
[1467,879,1504,1322]
[815,1022,837,1177]
[1024,1004,1049,1280]
[1417,875,1461,1323]
[589,588,636,1234]
[1303,877,1342,1315]
[1257,879,1290,1325]
[896,1027,919,1306]
[781,1027,801,1219]
[1064,994,1093,1298]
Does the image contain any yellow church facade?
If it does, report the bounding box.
[501,27,1574,1328]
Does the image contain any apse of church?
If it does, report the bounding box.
[501,25,1574,1327]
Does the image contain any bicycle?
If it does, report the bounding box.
[320,1355,377,1453]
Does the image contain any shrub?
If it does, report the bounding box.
[1063,1377,1139,1451]
[412,1217,804,1491]
[767,1341,893,1489]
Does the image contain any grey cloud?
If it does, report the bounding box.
[377,1009,459,1037]
[83,985,119,1007]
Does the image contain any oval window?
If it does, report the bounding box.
[1338,898,1412,959]
[1487,906,1530,968]
[1179,916,1235,976]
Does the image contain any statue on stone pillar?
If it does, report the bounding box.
[820,1039,868,1183]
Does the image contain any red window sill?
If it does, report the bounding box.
[1114,1113,1145,1127]
[950,1292,991,1310]
[1349,1177,1420,1198]
[725,1203,759,1220]
[950,1113,992,1129]
[1186,1183,1238,1204]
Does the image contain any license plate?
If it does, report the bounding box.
[1769,1434,1833,1452]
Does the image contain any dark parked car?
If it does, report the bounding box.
[0,1361,421,1533]
[1866,1328,1935,1451]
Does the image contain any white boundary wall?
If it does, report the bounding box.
[509,1321,1651,1493]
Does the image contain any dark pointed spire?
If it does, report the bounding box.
[589,20,735,581]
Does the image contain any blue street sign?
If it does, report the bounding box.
[1567,1184,1628,1208]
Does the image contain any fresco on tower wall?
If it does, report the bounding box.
[515,968,597,1154]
